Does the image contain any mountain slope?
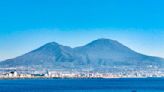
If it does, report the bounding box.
[0,38,164,70]
[74,38,164,67]
[0,42,79,68]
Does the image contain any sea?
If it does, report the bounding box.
[0,78,164,92]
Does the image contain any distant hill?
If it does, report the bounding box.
[0,38,164,71]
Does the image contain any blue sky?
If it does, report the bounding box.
[0,0,164,60]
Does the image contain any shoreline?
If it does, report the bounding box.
[0,77,164,80]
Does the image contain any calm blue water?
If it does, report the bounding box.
[0,78,164,92]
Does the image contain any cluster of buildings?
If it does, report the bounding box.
[115,70,164,78]
[0,69,164,79]
[44,71,119,78]
[0,71,118,79]
[0,71,33,78]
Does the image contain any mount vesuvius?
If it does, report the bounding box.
[0,38,164,71]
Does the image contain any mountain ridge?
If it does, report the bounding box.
[0,38,164,70]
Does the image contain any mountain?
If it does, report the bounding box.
[0,42,81,69]
[74,38,164,67]
[0,38,164,71]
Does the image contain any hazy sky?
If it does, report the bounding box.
[0,0,164,60]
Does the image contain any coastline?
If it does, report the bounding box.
[0,77,164,80]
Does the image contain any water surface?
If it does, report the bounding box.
[0,78,164,92]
